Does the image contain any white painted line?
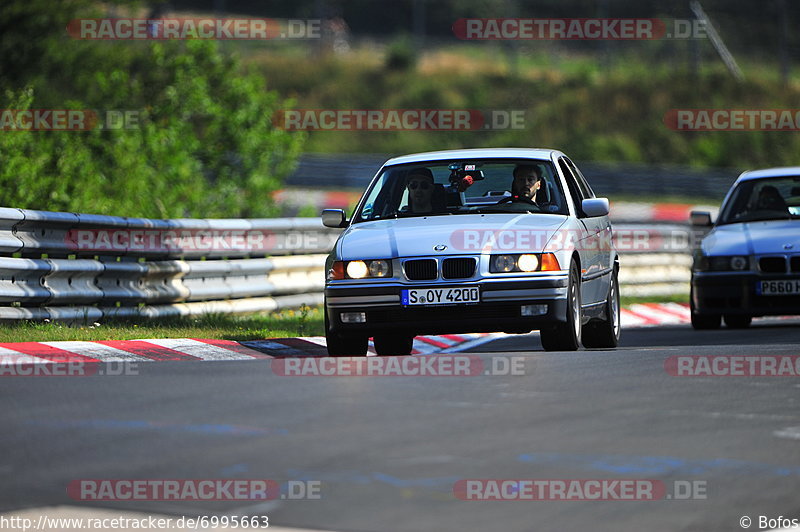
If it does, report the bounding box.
[774,426,800,440]
[143,338,254,361]
[41,341,151,362]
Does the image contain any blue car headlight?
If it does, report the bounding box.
[694,254,750,272]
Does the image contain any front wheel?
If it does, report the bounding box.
[325,306,368,356]
[373,334,414,356]
[724,314,752,329]
[582,268,620,348]
[540,262,581,351]
[690,288,721,330]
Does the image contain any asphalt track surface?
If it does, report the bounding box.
[2,320,800,532]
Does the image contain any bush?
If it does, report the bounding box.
[385,35,417,71]
[0,2,304,218]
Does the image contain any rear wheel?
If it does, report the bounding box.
[325,306,368,356]
[724,314,752,328]
[373,334,414,356]
[540,262,581,351]
[582,268,620,348]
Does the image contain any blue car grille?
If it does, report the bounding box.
[759,257,786,273]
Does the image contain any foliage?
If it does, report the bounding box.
[250,45,800,169]
[0,1,304,218]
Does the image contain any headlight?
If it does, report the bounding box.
[346,260,369,279]
[329,260,393,280]
[730,256,749,270]
[517,254,540,272]
[492,255,517,273]
[368,259,391,277]
[490,253,560,273]
[694,254,750,272]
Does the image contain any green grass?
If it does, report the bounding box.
[607,193,720,205]
[621,293,689,306]
[0,296,688,344]
[0,306,324,343]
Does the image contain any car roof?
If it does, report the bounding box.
[737,167,800,183]
[384,148,563,166]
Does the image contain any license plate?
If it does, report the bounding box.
[759,279,800,295]
[401,287,480,306]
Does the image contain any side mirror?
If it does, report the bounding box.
[581,198,609,218]
[690,211,712,227]
[321,209,347,228]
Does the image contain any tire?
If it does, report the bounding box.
[582,268,620,348]
[690,288,721,330]
[724,314,752,329]
[540,262,581,351]
[373,334,414,356]
[324,306,368,356]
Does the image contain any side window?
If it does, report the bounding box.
[558,158,586,217]
[565,157,595,199]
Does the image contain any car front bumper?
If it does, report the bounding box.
[326,275,569,336]
[692,272,800,317]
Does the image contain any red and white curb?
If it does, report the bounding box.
[621,302,690,327]
[3,302,789,366]
[0,339,275,365]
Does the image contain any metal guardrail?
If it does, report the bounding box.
[0,207,693,321]
[0,208,339,322]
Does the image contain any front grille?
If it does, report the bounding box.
[791,256,800,273]
[404,259,437,280]
[759,257,787,273]
[442,258,476,279]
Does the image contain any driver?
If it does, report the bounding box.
[405,167,436,213]
[755,185,787,211]
[511,164,543,203]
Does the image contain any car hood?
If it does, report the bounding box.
[703,220,800,255]
[339,214,568,259]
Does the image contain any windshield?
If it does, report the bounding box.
[353,159,568,223]
[718,176,800,224]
